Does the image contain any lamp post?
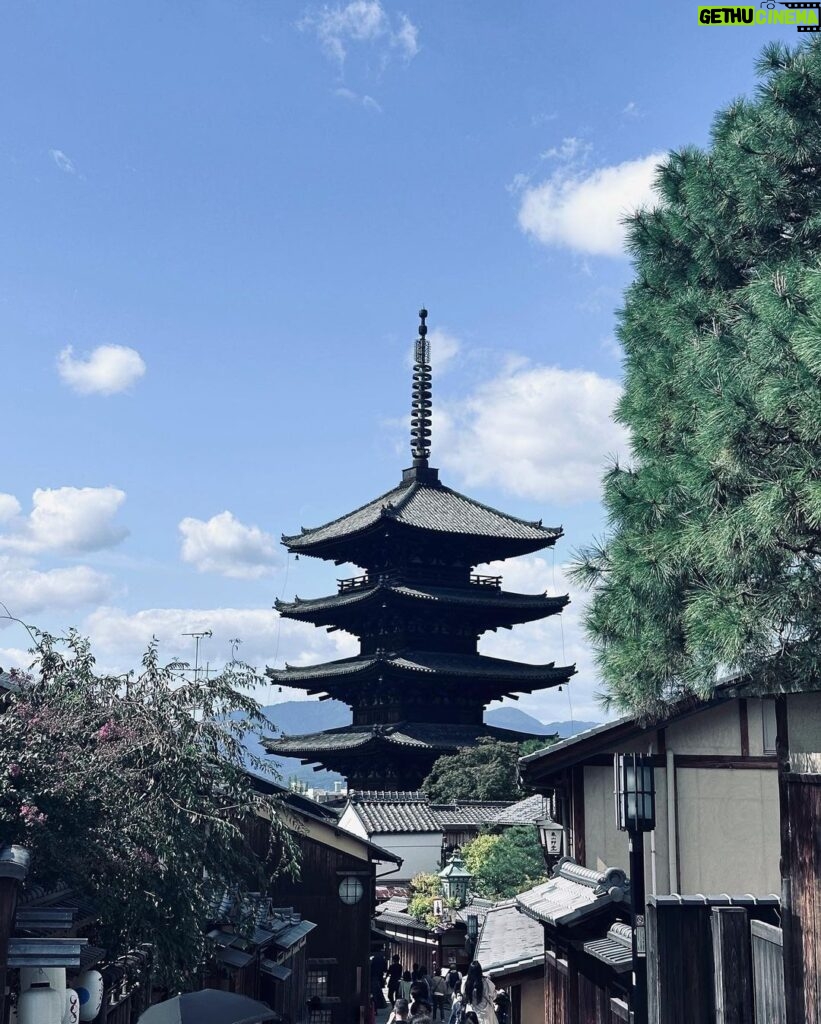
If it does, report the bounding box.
[535,815,565,864]
[614,753,656,1024]
[438,850,473,909]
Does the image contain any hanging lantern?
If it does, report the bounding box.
[75,970,104,1021]
[19,983,63,1024]
[614,753,656,833]
[438,850,473,908]
[63,989,80,1024]
[535,817,565,859]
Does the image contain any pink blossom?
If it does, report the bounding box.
[7,763,20,778]
[19,803,47,825]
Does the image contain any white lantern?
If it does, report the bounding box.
[75,970,104,1021]
[63,989,80,1024]
[19,983,63,1024]
[20,967,66,994]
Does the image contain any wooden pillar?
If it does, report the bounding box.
[711,907,753,1024]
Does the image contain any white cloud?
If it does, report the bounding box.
[49,149,76,174]
[179,511,280,579]
[0,486,128,555]
[0,495,21,523]
[57,344,146,395]
[479,557,604,722]
[334,86,382,112]
[438,362,628,503]
[0,647,33,672]
[518,152,664,257]
[83,605,358,678]
[300,0,419,64]
[622,101,641,118]
[0,564,113,619]
[540,137,591,163]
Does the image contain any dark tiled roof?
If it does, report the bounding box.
[583,922,634,972]
[267,650,572,688]
[515,858,628,928]
[475,900,545,977]
[353,790,427,801]
[488,794,546,826]
[282,479,561,551]
[266,721,547,758]
[433,802,511,827]
[277,584,566,620]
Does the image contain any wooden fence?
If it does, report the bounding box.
[751,921,785,1024]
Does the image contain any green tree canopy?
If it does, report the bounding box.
[573,39,821,716]
[461,827,547,900]
[420,737,554,803]
[0,630,298,987]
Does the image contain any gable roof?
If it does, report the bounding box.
[475,900,545,977]
[488,794,546,826]
[345,793,514,834]
[515,857,628,928]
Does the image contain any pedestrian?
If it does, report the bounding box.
[445,965,461,996]
[493,990,509,1024]
[430,971,448,1021]
[447,982,463,1024]
[463,962,497,1024]
[371,949,388,1011]
[409,996,432,1022]
[388,954,404,1003]
[388,998,411,1024]
[415,964,432,1003]
[410,982,432,1020]
[400,971,414,1001]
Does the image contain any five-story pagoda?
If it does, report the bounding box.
[265,310,575,790]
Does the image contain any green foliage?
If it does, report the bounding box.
[421,737,556,802]
[461,827,547,900]
[572,39,821,716]
[407,872,454,927]
[0,630,298,988]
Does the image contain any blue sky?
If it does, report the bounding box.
[0,2,805,721]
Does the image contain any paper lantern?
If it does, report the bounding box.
[75,970,104,1021]
[20,967,65,994]
[19,983,63,1024]
[63,989,80,1024]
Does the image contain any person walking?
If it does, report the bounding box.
[388,998,411,1024]
[371,950,388,1012]
[387,955,404,1004]
[463,962,497,1024]
[430,971,448,1021]
[400,971,414,1001]
[447,981,463,1024]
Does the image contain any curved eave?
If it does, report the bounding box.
[275,585,569,628]
[265,652,576,687]
[282,519,562,563]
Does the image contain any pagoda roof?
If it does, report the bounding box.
[264,721,542,758]
[266,650,574,691]
[276,582,568,624]
[282,476,561,557]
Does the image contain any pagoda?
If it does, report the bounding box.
[264,309,575,790]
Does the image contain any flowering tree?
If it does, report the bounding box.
[0,630,298,987]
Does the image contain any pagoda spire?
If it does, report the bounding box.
[410,307,432,467]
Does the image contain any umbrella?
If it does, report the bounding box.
[138,989,279,1024]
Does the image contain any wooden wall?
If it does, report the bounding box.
[783,773,821,1024]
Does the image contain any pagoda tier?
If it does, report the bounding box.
[281,467,562,569]
[276,580,568,638]
[265,722,538,791]
[264,309,576,790]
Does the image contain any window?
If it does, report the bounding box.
[309,1012,333,1024]
[763,700,777,754]
[338,876,364,905]
[307,969,329,998]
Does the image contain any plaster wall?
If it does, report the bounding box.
[371,831,442,881]
[519,976,545,1024]
[787,691,821,754]
[665,700,741,755]
[339,805,370,840]
[675,767,780,894]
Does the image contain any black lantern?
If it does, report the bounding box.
[615,753,656,833]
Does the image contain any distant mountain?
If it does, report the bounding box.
[485,706,599,738]
[246,700,599,787]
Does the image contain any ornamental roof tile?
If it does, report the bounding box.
[475,900,545,977]
[282,479,561,552]
[267,651,573,687]
[515,857,629,928]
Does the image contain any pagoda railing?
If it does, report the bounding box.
[337,572,503,593]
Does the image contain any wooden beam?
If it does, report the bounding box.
[739,699,750,758]
[711,906,753,1024]
[571,766,585,866]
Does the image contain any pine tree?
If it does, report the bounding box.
[573,39,821,717]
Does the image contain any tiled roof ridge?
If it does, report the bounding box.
[554,857,629,895]
[350,790,428,802]
[277,584,567,614]
[437,480,558,533]
[281,480,412,546]
[270,649,570,681]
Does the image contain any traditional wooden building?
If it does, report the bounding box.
[265,310,574,790]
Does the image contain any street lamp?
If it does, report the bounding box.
[438,850,472,909]
[614,753,656,1024]
[535,816,565,861]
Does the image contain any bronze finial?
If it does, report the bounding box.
[411,307,432,465]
